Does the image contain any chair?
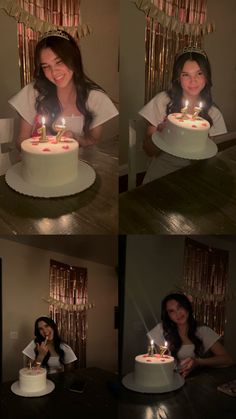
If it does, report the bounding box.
[128,118,151,190]
[0,118,15,175]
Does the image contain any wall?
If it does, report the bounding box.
[80,0,119,139]
[119,0,145,169]
[0,238,118,381]
[122,235,236,374]
[204,0,236,133]
[0,1,119,141]
[119,0,236,169]
[0,9,21,118]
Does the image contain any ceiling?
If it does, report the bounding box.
[3,235,118,267]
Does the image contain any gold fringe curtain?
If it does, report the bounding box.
[49,259,88,368]
[14,0,83,86]
[134,0,211,101]
[182,238,231,336]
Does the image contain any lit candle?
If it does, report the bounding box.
[55,118,66,142]
[37,116,47,142]
[148,339,155,356]
[160,341,168,357]
[180,99,189,115]
[193,101,202,118]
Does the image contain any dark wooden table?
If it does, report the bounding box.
[1,367,118,419]
[0,137,118,234]
[120,143,236,234]
[119,366,236,419]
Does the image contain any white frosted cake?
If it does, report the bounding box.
[134,354,175,389]
[21,136,79,187]
[151,111,218,160]
[159,113,210,155]
[19,367,47,393]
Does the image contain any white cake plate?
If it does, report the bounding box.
[11,379,55,397]
[5,160,96,198]
[122,371,185,394]
[152,131,218,160]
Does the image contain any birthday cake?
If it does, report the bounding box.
[134,354,175,389]
[18,367,47,393]
[152,113,217,159]
[122,351,185,393]
[21,136,79,187]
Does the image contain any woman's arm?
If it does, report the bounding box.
[195,341,233,368]
[31,340,49,366]
[64,361,76,372]
[179,341,233,377]
[143,123,166,157]
[17,117,33,150]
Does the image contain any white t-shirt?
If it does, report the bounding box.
[147,323,220,360]
[8,82,118,135]
[22,339,77,374]
[139,91,227,183]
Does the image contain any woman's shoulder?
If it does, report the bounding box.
[87,88,108,101]
[196,325,219,338]
[148,322,163,335]
[9,82,38,103]
[18,82,37,95]
[147,91,170,105]
[60,342,73,350]
[209,104,223,117]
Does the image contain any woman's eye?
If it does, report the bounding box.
[56,60,62,64]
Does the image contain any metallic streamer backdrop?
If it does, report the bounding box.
[49,259,87,368]
[182,238,231,337]
[17,0,81,86]
[145,0,207,102]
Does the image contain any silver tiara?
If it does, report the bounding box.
[39,30,70,42]
[176,46,207,60]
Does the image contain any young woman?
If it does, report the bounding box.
[22,316,77,373]
[9,30,118,149]
[147,293,233,378]
[139,47,227,183]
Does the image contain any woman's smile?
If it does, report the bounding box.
[40,47,74,89]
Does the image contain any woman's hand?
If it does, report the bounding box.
[179,357,197,378]
[156,116,168,133]
[143,121,168,157]
[63,130,74,139]
[36,339,49,358]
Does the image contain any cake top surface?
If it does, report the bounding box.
[136,354,174,364]
[168,113,210,130]
[22,136,78,154]
[20,367,46,375]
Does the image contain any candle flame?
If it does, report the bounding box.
[199,101,202,108]
[62,118,65,126]
[185,100,189,107]
[164,341,167,347]
[151,339,154,345]
[42,116,45,125]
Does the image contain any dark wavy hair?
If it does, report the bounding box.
[34,316,65,368]
[166,51,214,126]
[33,30,104,136]
[161,293,203,359]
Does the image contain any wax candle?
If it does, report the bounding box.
[38,116,47,142]
[160,341,168,357]
[181,99,189,115]
[55,118,66,142]
[148,339,155,356]
[193,101,202,118]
